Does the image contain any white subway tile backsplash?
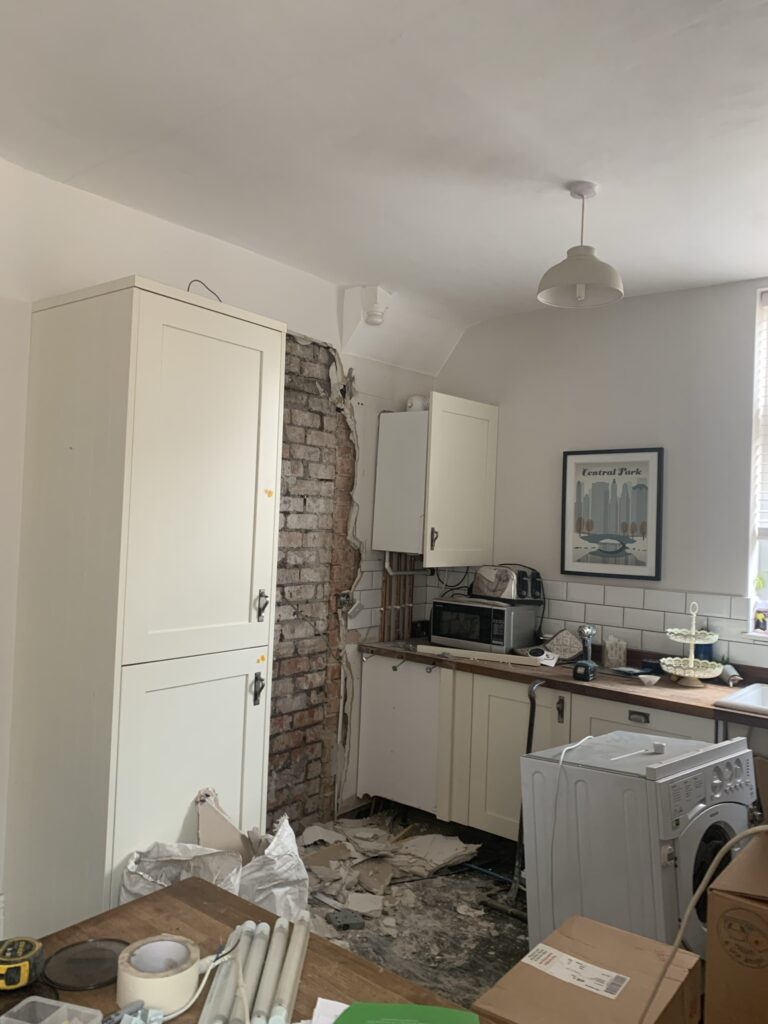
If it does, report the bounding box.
[548,599,585,621]
[624,608,665,632]
[541,618,565,636]
[730,640,768,669]
[641,630,681,656]
[360,558,384,573]
[543,579,567,601]
[664,612,697,631]
[643,589,685,613]
[604,585,644,608]
[360,589,381,609]
[685,593,731,618]
[586,603,624,627]
[707,617,746,642]
[730,596,751,621]
[566,582,604,604]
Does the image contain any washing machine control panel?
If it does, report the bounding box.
[657,752,756,838]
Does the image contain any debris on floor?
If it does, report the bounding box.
[298,813,529,1006]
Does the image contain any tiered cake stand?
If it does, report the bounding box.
[659,601,721,688]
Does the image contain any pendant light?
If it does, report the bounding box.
[537,181,623,308]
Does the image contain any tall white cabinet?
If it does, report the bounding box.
[5,278,285,936]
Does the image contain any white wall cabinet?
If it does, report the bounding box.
[371,392,498,566]
[570,694,715,744]
[5,278,285,936]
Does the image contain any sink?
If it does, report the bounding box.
[715,683,768,717]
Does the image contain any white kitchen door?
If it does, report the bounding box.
[122,290,282,664]
[422,392,498,567]
[110,648,269,903]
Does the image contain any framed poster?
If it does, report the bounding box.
[561,448,664,580]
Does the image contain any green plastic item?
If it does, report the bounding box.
[336,1006,478,1024]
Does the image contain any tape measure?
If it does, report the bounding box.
[0,937,44,991]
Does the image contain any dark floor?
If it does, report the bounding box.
[340,870,530,1007]
[312,805,531,1007]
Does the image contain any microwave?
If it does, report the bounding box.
[430,597,539,654]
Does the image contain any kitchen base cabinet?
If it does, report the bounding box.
[570,694,715,743]
[358,657,445,815]
[466,676,570,839]
[111,648,269,903]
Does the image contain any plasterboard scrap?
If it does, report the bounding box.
[456,902,485,918]
[345,892,384,917]
[357,857,393,894]
[309,913,339,939]
[312,998,350,1024]
[195,788,255,864]
[380,915,398,938]
[308,864,343,884]
[302,841,355,870]
[302,825,347,846]
[391,835,480,877]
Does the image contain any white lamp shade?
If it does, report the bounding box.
[537,245,624,308]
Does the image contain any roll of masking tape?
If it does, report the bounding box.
[117,934,201,1013]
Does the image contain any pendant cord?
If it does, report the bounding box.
[580,196,585,245]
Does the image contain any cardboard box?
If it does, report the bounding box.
[706,832,768,1024]
[473,916,700,1024]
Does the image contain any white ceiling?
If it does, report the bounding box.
[2,0,768,362]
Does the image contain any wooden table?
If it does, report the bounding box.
[1,880,487,1024]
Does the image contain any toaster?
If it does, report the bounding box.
[471,564,543,602]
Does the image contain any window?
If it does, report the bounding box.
[752,290,768,631]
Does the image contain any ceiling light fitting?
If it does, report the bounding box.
[537,181,624,309]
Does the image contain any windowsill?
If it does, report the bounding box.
[742,630,768,642]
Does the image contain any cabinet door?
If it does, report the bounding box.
[110,648,269,903]
[423,392,498,567]
[570,694,715,743]
[357,658,440,813]
[122,291,282,664]
[468,678,570,839]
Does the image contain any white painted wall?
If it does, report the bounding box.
[436,281,766,596]
[0,297,29,892]
[0,157,339,341]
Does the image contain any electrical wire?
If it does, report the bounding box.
[163,932,244,1022]
[548,736,594,927]
[186,278,222,302]
[638,823,768,1024]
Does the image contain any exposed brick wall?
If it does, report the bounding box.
[268,336,360,831]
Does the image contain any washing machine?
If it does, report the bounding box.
[521,731,756,956]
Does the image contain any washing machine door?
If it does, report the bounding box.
[676,802,749,957]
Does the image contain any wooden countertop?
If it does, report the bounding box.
[0,879,491,1022]
[358,642,768,730]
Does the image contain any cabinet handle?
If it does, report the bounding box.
[628,710,650,725]
[556,696,566,724]
[429,527,439,550]
[255,589,270,622]
[253,672,266,706]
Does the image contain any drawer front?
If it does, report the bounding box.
[570,694,715,743]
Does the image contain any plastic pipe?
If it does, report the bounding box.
[235,922,271,1024]
[251,918,289,1024]
[268,912,311,1024]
